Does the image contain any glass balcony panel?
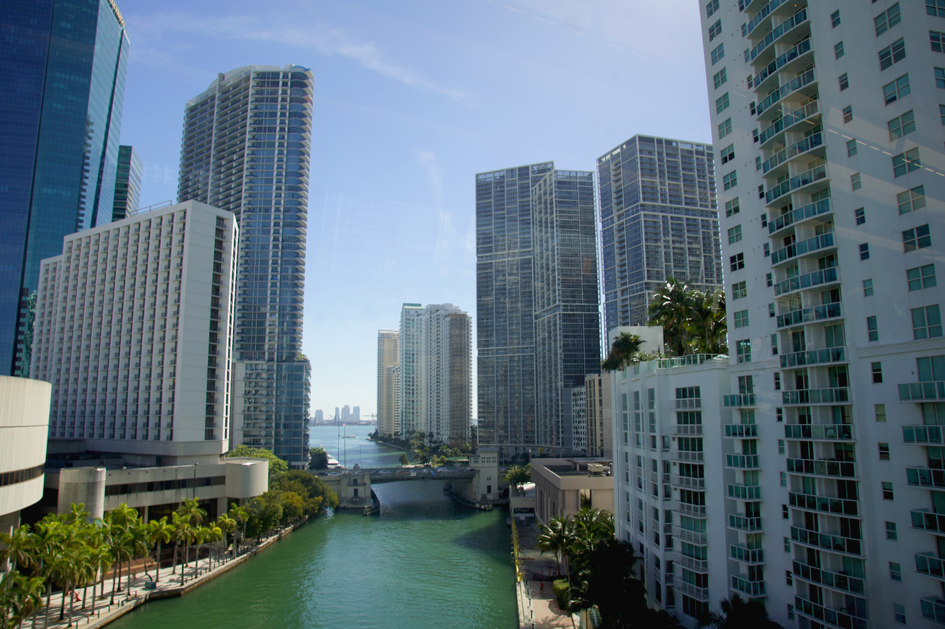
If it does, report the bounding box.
[777,301,842,330]
[726,454,761,469]
[773,264,838,295]
[731,575,766,597]
[723,394,756,407]
[912,510,945,534]
[728,483,763,500]
[792,560,866,595]
[794,594,868,629]
[917,553,945,582]
[724,424,758,438]
[899,382,945,401]
[783,423,853,440]
[729,514,764,532]
[786,458,856,479]
[730,544,765,564]
[749,8,808,63]
[922,597,945,626]
[789,490,859,517]
[759,100,820,147]
[782,388,850,406]
[908,467,945,490]
[756,69,816,117]
[780,347,846,368]
[903,425,945,444]
[772,232,835,267]
[790,526,863,556]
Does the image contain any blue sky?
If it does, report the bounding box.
[117,0,712,418]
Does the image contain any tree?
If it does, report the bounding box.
[700,595,782,629]
[504,464,531,488]
[308,446,329,471]
[0,525,36,576]
[689,288,727,354]
[216,513,236,563]
[648,278,696,356]
[227,445,289,479]
[148,517,173,583]
[227,504,249,558]
[601,333,645,372]
[398,453,409,466]
[537,516,573,577]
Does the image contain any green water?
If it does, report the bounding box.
[109,429,517,629]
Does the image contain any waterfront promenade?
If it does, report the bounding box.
[513,518,576,629]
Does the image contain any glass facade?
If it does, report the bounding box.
[178,65,313,469]
[597,136,721,335]
[112,145,143,221]
[0,0,129,376]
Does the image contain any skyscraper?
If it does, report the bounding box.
[422,304,471,445]
[476,163,600,458]
[0,0,130,376]
[399,303,424,437]
[112,145,143,221]
[597,136,722,336]
[178,65,313,469]
[376,329,399,437]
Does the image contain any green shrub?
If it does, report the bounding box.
[552,579,570,610]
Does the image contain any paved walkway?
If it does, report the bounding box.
[514,517,576,629]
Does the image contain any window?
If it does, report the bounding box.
[931,0,945,16]
[730,253,744,271]
[888,110,915,139]
[842,106,853,123]
[872,362,883,383]
[879,38,906,70]
[768,303,775,317]
[755,156,761,170]
[763,243,770,258]
[875,3,901,36]
[879,443,890,460]
[713,67,727,88]
[934,31,945,53]
[761,213,767,227]
[867,316,878,342]
[839,73,849,91]
[938,67,945,88]
[711,43,725,65]
[780,472,786,486]
[728,225,742,244]
[903,224,931,251]
[912,305,943,339]
[706,0,719,17]
[766,273,772,287]
[882,482,894,500]
[782,504,789,519]
[725,198,740,217]
[723,171,738,190]
[890,562,902,581]
[893,148,920,177]
[883,74,910,104]
[859,243,870,260]
[835,41,845,59]
[737,339,751,363]
[778,440,785,455]
[876,403,887,422]
[851,173,861,191]
[777,408,783,422]
[907,264,936,291]
[708,19,722,41]
[732,281,747,299]
[718,118,732,139]
[831,10,840,27]
[898,186,926,214]
[885,520,898,538]
[854,208,865,226]
[721,145,734,164]
[894,603,906,624]
[863,279,874,296]
[734,310,748,328]
[771,333,778,355]
[846,139,857,156]
[784,537,790,552]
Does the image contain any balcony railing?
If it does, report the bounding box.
[773,265,838,296]
[757,69,816,117]
[787,458,856,478]
[917,553,945,582]
[921,597,945,626]
[672,450,705,463]
[725,424,758,438]
[676,554,708,573]
[900,381,945,402]
[731,575,766,597]
[792,560,866,595]
[673,526,708,546]
[767,164,827,206]
[791,526,862,556]
[726,454,761,469]
[789,491,859,517]
[777,302,842,330]
[769,198,832,237]
[784,423,853,441]
[913,510,945,534]
[749,8,808,63]
[730,544,765,564]
[728,484,762,500]
[907,467,945,490]
[723,394,756,407]
[672,475,706,490]
[772,231,835,266]
[780,347,845,368]
[729,514,763,532]
[675,398,702,410]
[678,503,707,518]
[752,38,813,93]
[903,425,945,444]
[759,100,820,146]
[674,580,709,602]
[673,424,703,436]
[794,594,868,629]
[747,0,792,36]
[782,388,850,406]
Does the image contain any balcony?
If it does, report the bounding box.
[723,394,756,407]
[678,503,707,518]
[917,553,945,582]
[730,544,765,564]
[672,450,705,463]
[729,514,763,532]
[900,381,945,402]
[672,475,706,490]
[767,164,827,206]
[752,38,814,95]
[675,398,701,410]
[673,424,703,436]
[673,526,708,546]
[790,526,862,556]
[728,484,762,501]
[725,424,758,438]
[731,575,766,598]
[674,580,709,603]
[772,231,835,267]
[780,347,846,368]
[749,7,808,64]
[792,560,865,595]
[793,594,868,629]
[787,458,856,479]
[903,425,945,444]
[782,388,850,406]
[760,100,820,147]
[913,510,945,534]
[756,69,816,119]
[676,554,708,573]
[747,0,793,37]
[777,302,842,330]
[921,597,945,626]
[908,467,945,490]
[726,454,761,469]
[774,265,839,296]
[789,491,859,517]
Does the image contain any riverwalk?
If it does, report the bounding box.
[24,522,305,629]
[512,517,576,629]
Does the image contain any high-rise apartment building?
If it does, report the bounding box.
[377,329,400,437]
[178,65,313,469]
[341,405,350,423]
[112,145,143,221]
[29,201,238,466]
[585,372,612,458]
[1,0,130,377]
[597,136,722,336]
[614,2,945,627]
[399,303,424,437]
[477,163,601,458]
[422,304,472,445]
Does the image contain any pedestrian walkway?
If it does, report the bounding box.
[513,517,576,629]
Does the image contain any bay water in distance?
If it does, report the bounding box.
[108,424,518,629]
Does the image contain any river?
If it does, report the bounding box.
[108,425,517,629]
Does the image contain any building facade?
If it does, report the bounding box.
[476,163,601,459]
[585,372,613,458]
[29,201,238,466]
[1,0,130,377]
[0,376,50,538]
[112,145,143,221]
[597,136,722,336]
[571,386,588,454]
[422,304,472,445]
[399,303,424,438]
[178,65,313,468]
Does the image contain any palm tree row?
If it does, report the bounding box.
[648,278,727,356]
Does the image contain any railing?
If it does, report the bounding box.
[724,394,755,407]
[655,354,724,369]
[787,458,856,478]
[725,424,758,438]
[732,575,766,597]
[673,526,708,545]
[672,475,706,490]
[792,560,865,595]
[764,130,821,175]
[903,425,945,444]
[675,398,702,410]
[921,597,945,626]
[772,232,835,266]
[918,553,945,582]
[747,0,792,36]
[774,265,838,297]
[728,484,762,500]
[767,165,827,204]
[726,454,761,469]
[783,388,850,406]
[791,526,863,556]
[900,381,945,401]
[749,8,808,62]
[759,100,820,145]
[673,450,705,463]
[753,38,813,92]
[729,514,763,532]
[730,544,765,564]
[673,424,703,436]
[780,347,845,368]
[674,580,710,602]
[769,199,832,236]
[678,503,707,518]
[794,594,868,629]
[676,554,708,573]
[757,69,816,117]
[777,302,842,329]
[789,491,859,516]
[907,467,945,489]
[913,510,945,534]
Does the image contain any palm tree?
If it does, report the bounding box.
[700,595,782,629]
[536,516,573,577]
[569,508,614,568]
[648,278,696,355]
[0,524,37,576]
[170,511,190,575]
[125,520,151,592]
[85,542,112,617]
[227,503,249,558]
[216,514,236,564]
[178,498,207,582]
[147,517,173,583]
[689,288,727,354]
[601,332,645,372]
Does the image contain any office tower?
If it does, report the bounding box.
[399,303,424,437]
[1,0,130,377]
[112,145,143,221]
[571,386,587,454]
[597,136,722,337]
[333,408,340,424]
[178,65,313,469]
[341,405,350,424]
[353,406,360,423]
[422,304,472,445]
[585,373,612,458]
[29,201,238,466]
[377,329,400,437]
[477,163,601,459]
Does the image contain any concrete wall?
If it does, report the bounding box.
[0,376,51,526]
[531,458,615,526]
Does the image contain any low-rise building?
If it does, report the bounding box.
[530,457,614,527]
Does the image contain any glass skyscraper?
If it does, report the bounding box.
[178,65,313,469]
[0,0,129,376]
[476,163,600,459]
[112,145,143,221]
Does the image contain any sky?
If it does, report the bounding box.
[117,0,713,419]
